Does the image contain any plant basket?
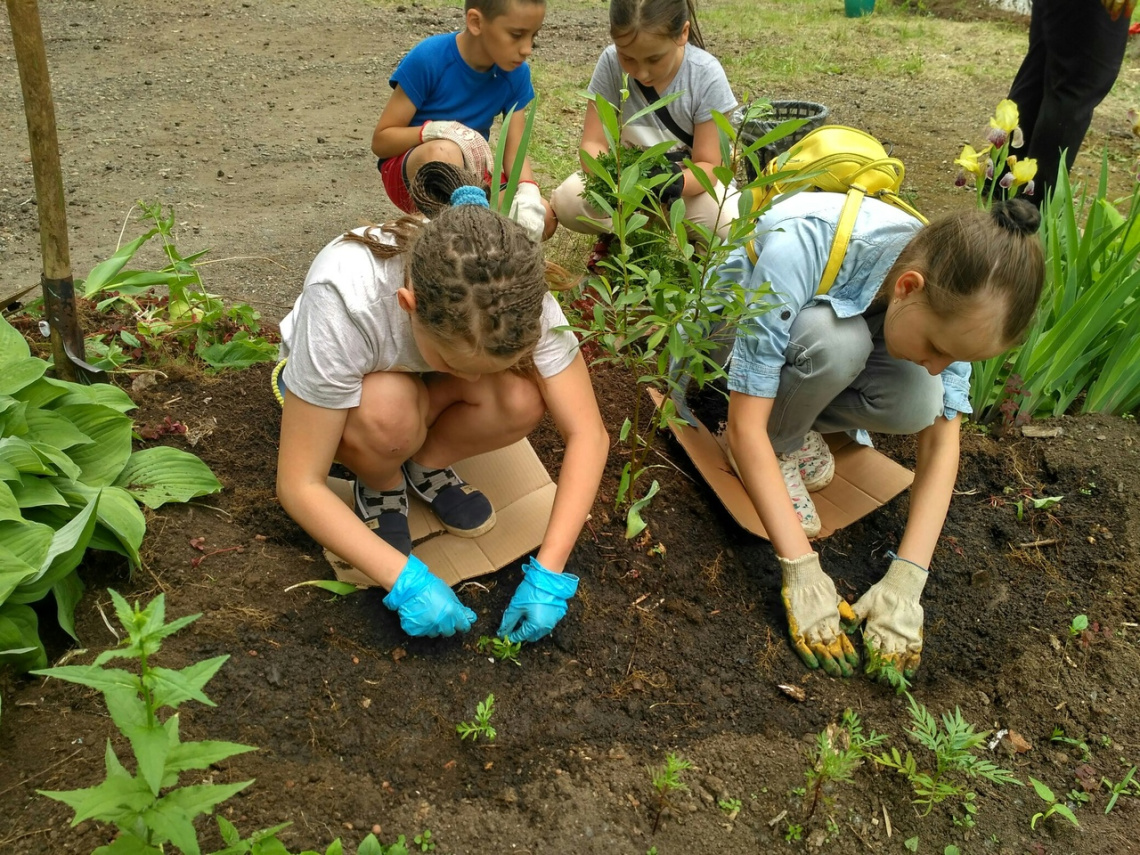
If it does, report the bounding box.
[735,100,830,181]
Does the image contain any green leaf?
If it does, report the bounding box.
[24,408,96,450]
[49,380,137,414]
[93,833,164,855]
[0,603,48,671]
[54,404,133,486]
[10,497,98,603]
[53,570,85,641]
[0,358,47,396]
[114,446,223,509]
[32,663,139,694]
[625,479,660,539]
[283,579,360,596]
[1029,776,1056,803]
[197,336,277,371]
[166,739,257,774]
[0,479,21,522]
[82,228,160,297]
[1051,803,1080,827]
[0,314,31,362]
[0,436,55,475]
[39,770,156,824]
[10,474,68,510]
[150,656,229,709]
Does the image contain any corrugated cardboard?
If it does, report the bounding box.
[649,390,913,539]
[325,439,555,587]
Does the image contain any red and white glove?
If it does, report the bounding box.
[420,121,493,180]
[508,181,546,242]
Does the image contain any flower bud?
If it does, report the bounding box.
[954,170,967,188]
[999,172,1014,190]
[986,127,1007,148]
[1011,127,1024,149]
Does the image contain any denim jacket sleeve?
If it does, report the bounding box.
[723,229,825,399]
[940,360,973,420]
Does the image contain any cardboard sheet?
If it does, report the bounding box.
[324,439,556,587]
[649,390,913,539]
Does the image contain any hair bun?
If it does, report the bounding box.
[410,161,487,216]
[992,197,1041,236]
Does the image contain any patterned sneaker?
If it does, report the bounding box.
[777,453,822,538]
[353,477,412,556]
[789,430,835,493]
[403,460,497,538]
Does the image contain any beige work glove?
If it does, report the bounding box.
[1101,0,1135,21]
[419,121,493,180]
[850,553,928,680]
[778,553,858,677]
[508,181,546,242]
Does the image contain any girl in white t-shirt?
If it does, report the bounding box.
[550,0,737,240]
[277,163,608,641]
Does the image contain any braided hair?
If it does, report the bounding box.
[342,162,547,362]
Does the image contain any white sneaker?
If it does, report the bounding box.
[789,430,835,493]
[777,453,822,538]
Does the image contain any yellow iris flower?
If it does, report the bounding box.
[990,99,1020,134]
[1010,157,1038,186]
[954,144,989,177]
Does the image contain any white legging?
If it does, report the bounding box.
[550,169,738,241]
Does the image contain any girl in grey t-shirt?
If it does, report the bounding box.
[276,164,608,642]
[550,0,738,240]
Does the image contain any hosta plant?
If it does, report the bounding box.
[0,314,221,683]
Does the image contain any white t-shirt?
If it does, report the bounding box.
[280,227,579,409]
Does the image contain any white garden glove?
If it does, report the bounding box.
[778,553,858,677]
[419,121,493,180]
[508,181,546,242]
[849,553,928,679]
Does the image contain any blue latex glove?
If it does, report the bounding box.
[497,557,579,643]
[383,556,477,638]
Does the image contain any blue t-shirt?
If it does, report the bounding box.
[390,33,535,139]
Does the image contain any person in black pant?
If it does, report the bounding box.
[1007,0,1132,206]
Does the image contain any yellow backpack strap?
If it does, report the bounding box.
[818,187,864,296]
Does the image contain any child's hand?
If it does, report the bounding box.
[497,557,579,642]
[383,556,477,637]
[508,181,546,242]
[646,163,685,207]
[420,121,493,180]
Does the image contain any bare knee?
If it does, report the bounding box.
[408,139,464,177]
[340,374,427,463]
[498,373,546,434]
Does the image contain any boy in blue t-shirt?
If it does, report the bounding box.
[372,0,554,241]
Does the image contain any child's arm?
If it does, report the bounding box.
[680,118,724,197]
[532,352,610,571]
[897,414,961,567]
[371,85,423,160]
[578,101,610,167]
[276,392,407,588]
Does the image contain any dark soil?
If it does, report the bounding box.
[2,357,1140,855]
[3,1,1140,854]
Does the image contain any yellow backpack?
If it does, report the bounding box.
[746,125,928,294]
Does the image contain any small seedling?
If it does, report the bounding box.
[1067,788,1090,805]
[904,837,919,852]
[784,822,804,843]
[717,796,742,817]
[863,645,912,694]
[870,692,1021,816]
[952,793,978,828]
[1068,614,1089,638]
[1102,765,1138,814]
[1050,727,1091,761]
[1029,777,1081,829]
[413,829,435,852]
[648,752,692,833]
[476,635,522,666]
[456,694,497,742]
[1013,494,1063,521]
[803,710,886,819]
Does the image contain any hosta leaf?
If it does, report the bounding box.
[24,408,95,451]
[0,479,21,522]
[114,446,222,509]
[0,358,47,396]
[52,570,86,641]
[48,381,137,414]
[10,475,67,510]
[55,404,133,486]
[0,315,31,361]
[0,603,47,672]
[0,436,54,475]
